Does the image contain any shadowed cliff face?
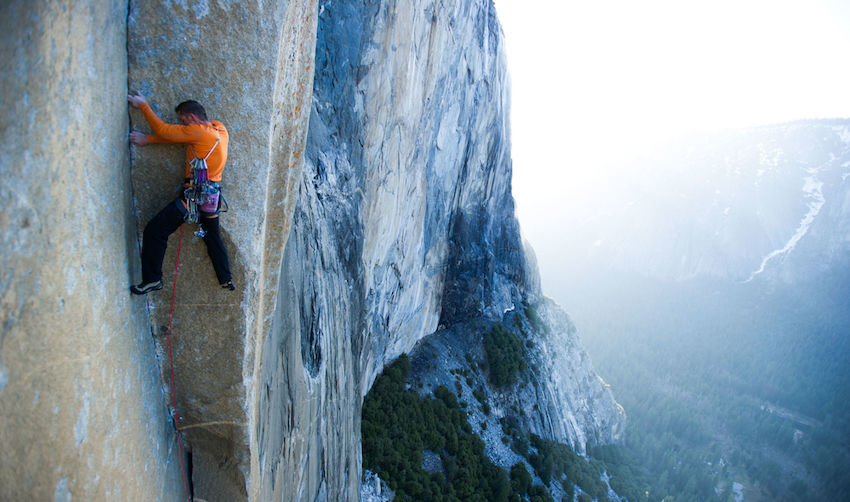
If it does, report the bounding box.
[257,0,528,499]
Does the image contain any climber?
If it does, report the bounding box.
[127,91,235,294]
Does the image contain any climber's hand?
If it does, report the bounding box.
[127,92,147,108]
[129,131,149,146]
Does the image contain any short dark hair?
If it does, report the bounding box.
[175,100,208,121]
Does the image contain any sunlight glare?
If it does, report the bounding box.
[496,0,850,248]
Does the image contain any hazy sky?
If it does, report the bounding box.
[496,0,850,283]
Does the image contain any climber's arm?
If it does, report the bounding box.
[128,92,202,145]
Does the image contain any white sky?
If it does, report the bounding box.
[496,0,850,257]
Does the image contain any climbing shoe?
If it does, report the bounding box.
[129,280,163,295]
[221,280,235,291]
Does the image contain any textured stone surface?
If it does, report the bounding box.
[517,298,625,450]
[127,0,317,499]
[2,1,623,500]
[0,1,185,500]
[259,0,523,498]
[406,298,625,463]
[259,1,619,501]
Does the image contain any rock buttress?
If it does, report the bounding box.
[1,0,185,499]
[128,0,317,499]
[257,1,528,500]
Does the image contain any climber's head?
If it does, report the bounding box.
[175,100,208,125]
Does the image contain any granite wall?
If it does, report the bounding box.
[1,1,186,499]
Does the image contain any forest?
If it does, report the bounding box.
[572,270,850,501]
[524,118,850,500]
[362,350,625,502]
[363,262,850,501]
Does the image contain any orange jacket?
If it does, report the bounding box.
[140,102,229,182]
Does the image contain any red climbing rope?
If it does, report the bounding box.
[166,224,192,502]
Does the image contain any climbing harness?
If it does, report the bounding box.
[184,138,221,225]
[166,225,193,502]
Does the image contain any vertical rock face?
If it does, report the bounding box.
[0,1,186,500]
[314,0,524,397]
[127,0,316,499]
[2,1,621,500]
[260,0,620,500]
[262,0,523,499]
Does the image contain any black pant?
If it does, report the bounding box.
[140,199,232,285]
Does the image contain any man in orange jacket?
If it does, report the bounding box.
[128,92,234,294]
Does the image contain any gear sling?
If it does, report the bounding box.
[184,138,222,225]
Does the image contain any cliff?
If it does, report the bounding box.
[256,0,523,497]
[1,1,622,500]
[1,1,185,500]
[260,1,622,499]
[127,1,316,499]
[1,0,316,499]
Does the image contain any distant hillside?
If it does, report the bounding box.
[548,120,850,501]
[550,119,850,285]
